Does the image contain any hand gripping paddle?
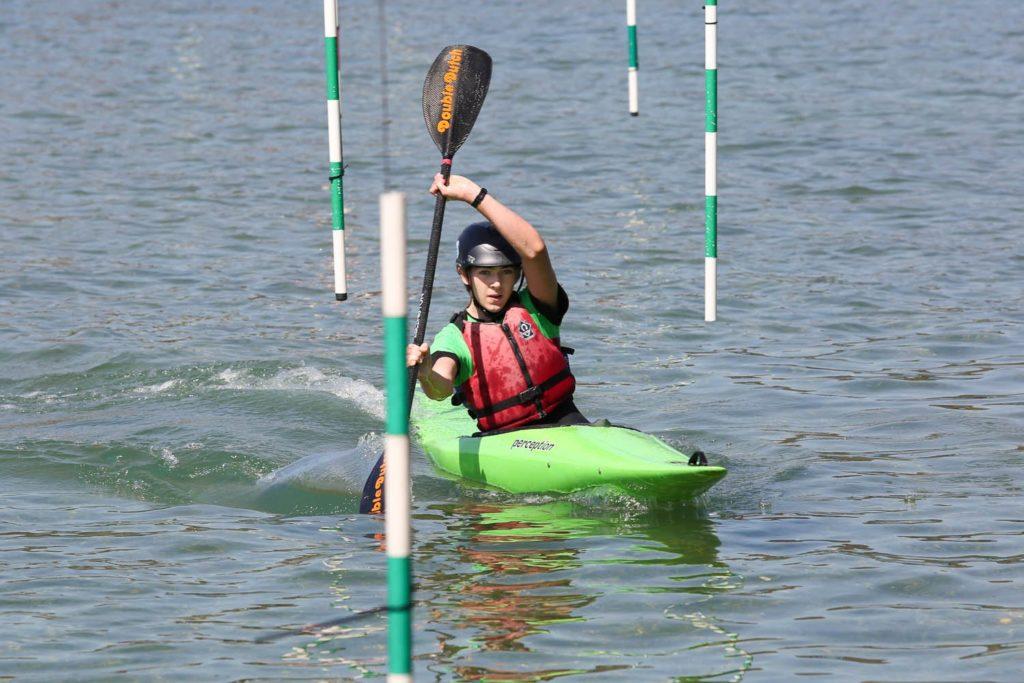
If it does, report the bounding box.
[359,45,492,514]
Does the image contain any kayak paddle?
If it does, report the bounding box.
[359,45,492,514]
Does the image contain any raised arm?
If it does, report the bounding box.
[430,174,559,310]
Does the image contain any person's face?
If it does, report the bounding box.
[460,265,519,313]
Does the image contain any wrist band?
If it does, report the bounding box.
[471,187,488,208]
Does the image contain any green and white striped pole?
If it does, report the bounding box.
[323,0,347,301]
[626,0,639,116]
[380,191,412,682]
[704,0,718,321]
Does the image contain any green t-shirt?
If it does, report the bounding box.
[430,287,567,388]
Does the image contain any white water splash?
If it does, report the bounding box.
[256,432,384,494]
[135,379,181,394]
[158,447,179,467]
[216,368,243,383]
[22,390,60,405]
[216,365,385,420]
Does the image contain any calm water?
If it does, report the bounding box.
[2,1,1023,680]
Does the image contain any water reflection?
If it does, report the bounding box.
[417,501,750,680]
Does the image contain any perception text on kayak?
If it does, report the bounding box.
[511,439,555,452]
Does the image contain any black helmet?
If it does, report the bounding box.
[455,222,521,269]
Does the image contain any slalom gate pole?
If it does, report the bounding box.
[380,192,412,681]
[323,0,347,301]
[704,0,718,321]
[627,0,639,116]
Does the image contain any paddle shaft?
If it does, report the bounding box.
[405,161,452,408]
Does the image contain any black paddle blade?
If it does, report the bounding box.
[359,453,384,514]
[422,45,492,159]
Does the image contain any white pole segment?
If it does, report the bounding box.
[384,434,410,557]
[380,192,407,319]
[333,230,347,298]
[323,0,337,37]
[705,5,717,68]
[628,70,639,116]
[327,100,342,162]
[705,132,717,196]
[705,257,717,319]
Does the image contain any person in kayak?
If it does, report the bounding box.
[407,173,587,434]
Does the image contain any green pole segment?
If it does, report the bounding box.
[387,555,412,677]
[383,317,409,435]
[704,68,717,134]
[704,0,718,321]
[705,196,717,257]
[380,192,412,681]
[627,0,639,115]
[324,0,347,301]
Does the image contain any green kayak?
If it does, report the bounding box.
[414,399,726,500]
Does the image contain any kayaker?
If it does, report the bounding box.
[407,173,588,434]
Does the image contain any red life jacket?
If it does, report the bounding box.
[452,299,575,433]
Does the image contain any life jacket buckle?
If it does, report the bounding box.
[516,386,542,404]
